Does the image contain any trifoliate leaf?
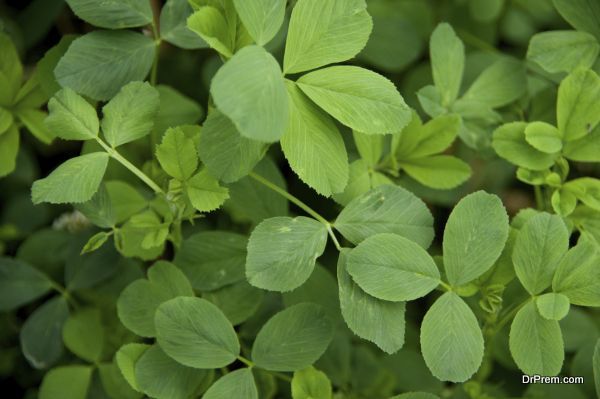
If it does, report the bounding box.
[443,191,509,286]
[283,0,372,74]
[346,233,440,301]
[252,303,333,371]
[45,87,99,140]
[155,297,240,369]
[246,216,328,292]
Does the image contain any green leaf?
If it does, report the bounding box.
[509,301,564,375]
[395,113,461,159]
[186,169,230,212]
[55,30,155,101]
[174,231,247,291]
[281,81,349,196]
[557,69,600,141]
[283,265,340,323]
[353,131,382,167]
[513,212,570,295]
[203,280,263,326]
[211,45,288,142]
[62,308,104,362]
[101,81,160,147]
[0,32,22,105]
[442,191,509,286]
[117,261,194,337]
[283,0,372,74]
[563,177,600,211]
[156,126,198,180]
[553,0,600,41]
[594,339,600,398]
[98,362,142,399]
[160,0,208,49]
[335,185,434,248]
[337,249,406,354]
[0,257,52,311]
[461,58,526,108]
[155,85,204,134]
[552,237,600,306]
[400,155,471,190]
[20,296,69,369]
[536,293,570,321]
[198,109,266,183]
[420,292,484,382]
[37,35,76,98]
[527,31,600,74]
[292,367,332,399]
[524,121,563,153]
[492,122,558,170]
[65,0,152,29]
[233,0,285,45]
[17,109,54,144]
[135,344,210,399]
[45,87,99,140]
[204,368,258,399]
[246,216,328,292]
[32,152,110,204]
[252,303,333,371]
[187,6,233,57]
[76,185,115,229]
[155,297,240,368]
[116,343,149,392]
[39,365,92,399]
[0,125,19,177]
[105,180,147,223]
[346,233,440,301]
[297,66,410,135]
[563,124,600,162]
[429,23,464,106]
[332,159,392,206]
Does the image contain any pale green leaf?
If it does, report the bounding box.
[557,69,600,141]
[400,156,471,190]
[395,113,461,159]
[563,123,600,162]
[117,261,194,337]
[524,121,563,153]
[292,367,332,399]
[174,231,247,291]
[513,212,569,295]
[211,45,288,142]
[509,301,564,375]
[246,216,328,292]
[65,0,152,29]
[116,343,149,392]
[20,296,69,369]
[199,109,266,183]
[552,237,600,306]
[204,368,258,399]
[32,152,110,204]
[420,292,484,382]
[187,6,233,57]
[101,81,159,147]
[461,58,526,108]
[55,30,155,101]
[430,23,464,106]
[156,126,198,180]
[39,365,92,399]
[161,0,208,49]
[337,249,406,354]
[155,297,240,368]
[297,66,410,135]
[335,185,434,248]
[186,169,230,212]
[0,257,52,311]
[332,159,393,206]
[252,303,333,371]
[135,345,210,399]
[346,233,440,301]
[443,191,509,286]
[563,177,600,211]
[553,0,600,41]
[45,87,99,140]
[283,0,372,74]
[527,30,600,73]
[492,122,558,170]
[233,0,286,45]
[536,293,570,321]
[353,130,382,167]
[281,81,349,196]
[62,308,104,362]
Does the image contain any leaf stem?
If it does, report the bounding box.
[95,138,164,194]
[249,172,342,250]
[534,185,545,211]
[237,355,255,368]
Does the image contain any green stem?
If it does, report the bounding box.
[249,172,342,249]
[96,138,164,194]
[494,298,530,333]
[237,355,255,368]
[149,3,161,86]
[534,185,545,211]
[439,281,452,291]
[50,281,79,309]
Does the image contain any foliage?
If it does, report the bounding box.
[1,0,600,398]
